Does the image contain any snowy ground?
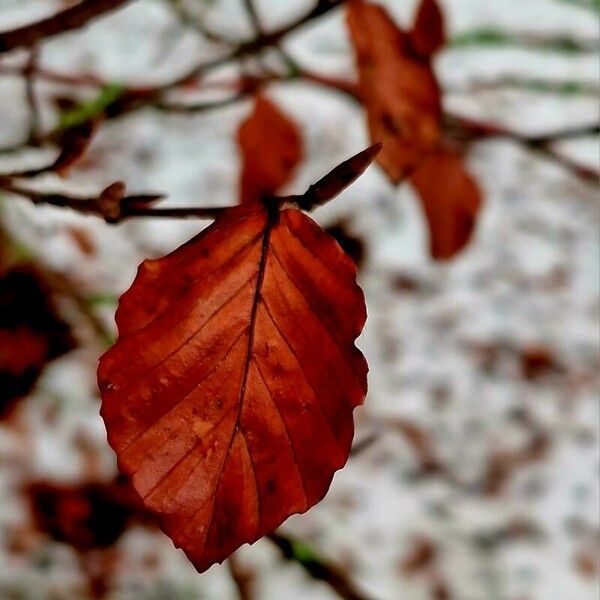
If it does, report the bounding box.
[0,1,598,599]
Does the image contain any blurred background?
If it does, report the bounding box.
[0,1,598,599]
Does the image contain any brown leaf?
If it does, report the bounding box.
[409,0,445,58]
[0,267,74,419]
[483,430,550,496]
[400,535,437,575]
[410,148,482,260]
[26,476,147,552]
[237,96,303,204]
[519,345,563,380]
[98,202,367,572]
[393,417,446,476]
[346,0,441,182]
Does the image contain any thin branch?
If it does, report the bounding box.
[164,0,346,89]
[243,0,264,34]
[268,533,370,600]
[0,178,169,222]
[0,142,379,222]
[227,555,255,600]
[166,0,238,45]
[0,0,136,54]
[448,76,600,97]
[123,205,228,219]
[155,92,250,113]
[280,70,600,185]
[444,114,600,184]
[24,46,41,143]
[0,0,347,156]
[0,64,107,87]
[280,69,600,185]
[450,28,599,53]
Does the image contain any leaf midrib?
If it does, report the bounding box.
[202,208,275,545]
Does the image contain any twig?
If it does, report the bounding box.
[450,28,599,53]
[241,0,301,77]
[0,178,170,222]
[166,0,238,45]
[445,114,600,184]
[24,46,41,143]
[155,92,251,113]
[0,144,379,222]
[0,64,107,87]
[227,555,255,600]
[0,0,347,155]
[164,0,346,89]
[0,180,227,222]
[243,0,264,33]
[268,533,370,600]
[274,70,599,185]
[123,205,228,219]
[448,77,600,97]
[0,0,136,54]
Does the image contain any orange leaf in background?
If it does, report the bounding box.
[237,96,303,204]
[98,202,367,572]
[346,0,441,182]
[0,267,73,419]
[409,0,446,59]
[410,148,482,260]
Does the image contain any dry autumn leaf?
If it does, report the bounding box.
[346,0,441,182]
[410,148,482,260]
[237,96,303,204]
[98,198,368,572]
[347,0,482,260]
[0,267,73,419]
[409,0,446,59]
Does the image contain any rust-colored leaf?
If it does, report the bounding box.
[26,476,148,552]
[410,148,482,260]
[0,267,74,419]
[98,202,367,572]
[346,0,441,182]
[237,96,303,204]
[409,0,445,58]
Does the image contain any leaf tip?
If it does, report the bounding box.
[370,141,384,155]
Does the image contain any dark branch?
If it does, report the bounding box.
[0,143,379,223]
[0,0,135,54]
[155,92,250,113]
[24,46,41,143]
[165,0,346,88]
[268,533,370,600]
[445,115,600,184]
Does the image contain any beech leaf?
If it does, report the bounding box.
[410,148,482,260]
[237,96,303,204]
[409,0,446,58]
[98,201,367,572]
[346,0,441,182]
[0,267,73,419]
